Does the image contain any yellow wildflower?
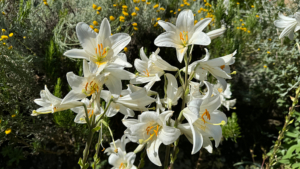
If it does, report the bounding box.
[237,2,240,5]
[256,15,259,18]
[23,36,26,39]
[123,11,129,16]
[267,51,271,54]
[2,29,5,32]
[153,4,159,8]
[135,7,140,11]
[204,0,207,2]
[240,19,243,21]
[248,30,251,33]
[241,23,245,26]
[113,4,117,7]
[120,16,125,22]
[263,65,267,68]
[1,35,8,39]
[186,3,190,6]
[133,27,138,31]
[154,22,158,27]
[200,18,204,20]
[194,20,198,24]
[132,23,137,26]
[147,2,151,5]
[97,11,100,15]
[174,12,177,14]
[251,5,254,8]
[142,0,146,2]
[178,9,181,11]
[160,7,165,11]
[97,7,102,11]
[93,4,97,9]
[122,5,128,9]
[5,128,11,135]
[170,10,173,13]
[93,21,99,26]
[243,28,247,31]
[110,16,115,21]
[165,19,169,22]
[157,18,161,21]
[2,12,5,15]
[44,2,48,6]
[124,47,128,52]
[268,38,271,41]
[198,10,201,13]
[257,48,260,51]
[3,43,6,45]
[131,12,137,16]
[11,114,16,118]
[180,4,184,7]
[90,25,94,29]
[8,46,12,49]
[94,28,99,33]
[237,27,240,29]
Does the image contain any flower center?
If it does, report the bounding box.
[220,65,225,70]
[143,69,150,77]
[95,43,110,67]
[119,162,127,169]
[201,109,211,124]
[217,88,223,93]
[179,31,188,46]
[82,81,99,96]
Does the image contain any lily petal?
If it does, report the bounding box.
[76,22,97,55]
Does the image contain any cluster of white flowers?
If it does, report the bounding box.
[32,9,237,168]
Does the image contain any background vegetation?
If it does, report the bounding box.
[0,0,299,168]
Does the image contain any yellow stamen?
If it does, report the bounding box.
[220,65,225,70]
[179,31,188,46]
[217,88,223,93]
[201,109,210,124]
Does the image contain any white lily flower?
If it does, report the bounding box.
[64,19,131,74]
[163,73,183,109]
[154,9,211,63]
[32,86,83,116]
[62,61,110,104]
[87,60,135,95]
[130,47,177,87]
[100,88,156,118]
[123,111,181,166]
[71,98,103,124]
[274,12,300,40]
[207,25,226,40]
[213,83,236,111]
[105,135,131,156]
[186,48,236,89]
[107,135,137,169]
[180,81,227,154]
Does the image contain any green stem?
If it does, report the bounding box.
[164,145,171,169]
[81,107,96,168]
[170,47,192,169]
[137,148,146,169]
[266,84,300,168]
[83,104,91,129]
[95,98,113,124]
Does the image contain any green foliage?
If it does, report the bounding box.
[222,113,241,142]
[1,146,24,167]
